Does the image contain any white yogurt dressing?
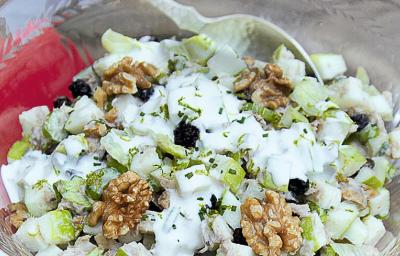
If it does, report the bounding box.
[152,180,224,256]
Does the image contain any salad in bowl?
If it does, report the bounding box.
[1,29,398,256]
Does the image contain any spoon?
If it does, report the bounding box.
[149,0,323,83]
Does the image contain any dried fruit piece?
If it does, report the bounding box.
[173,121,200,148]
[69,79,92,98]
[87,171,152,239]
[93,87,108,108]
[105,108,118,123]
[241,191,302,256]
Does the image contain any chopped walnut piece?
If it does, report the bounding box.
[102,57,159,96]
[88,171,152,239]
[93,87,108,108]
[241,191,302,256]
[234,63,292,110]
[105,108,118,123]
[84,122,108,138]
[8,202,29,229]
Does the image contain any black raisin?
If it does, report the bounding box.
[288,178,309,195]
[68,79,92,98]
[173,120,200,148]
[209,194,218,210]
[136,87,155,102]
[149,201,162,212]
[53,96,72,108]
[350,114,369,132]
[232,228,247,245]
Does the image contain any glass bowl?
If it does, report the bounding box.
[0,0,399,255]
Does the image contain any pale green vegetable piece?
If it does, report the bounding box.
[15,218,49,252]
[38,210,76,245]
[36,245,63,256]
[115,241,152,256]
[130,146,162,178]
[65,96,104,134]
[279,106,308,128]
[368,188,390,218]
[43,109,69,142]
[54,177,92,212]
[241,102,281,125]
[313,181,342,209]
[337,145,366,177]
[310,53,347,80]
[101,28,141,53]
[56,134,89,158]
[7,139,30,162]
[210,155,246,193]
[355,166,384,189]
[343,217,368,245]
[301,213,327,251]
[325,202,359,239]
[154,133,188,159]
[389,127,400,158]
[221,190,241,229]
[259,170,287,192]
[25,181,57,217]
[182,34,216,65]
[289,78,333,116]
[86,247,104,256]
[100,129,139,166]
[318,110,354,145]
[331,243,379,256]
[207,45,246,76]
[19,106,50,137]
[272,44,306,83]
[363,215,386,246]
[356,66,370,85]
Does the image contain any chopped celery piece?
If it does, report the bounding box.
[356,66,370,85]
[36,245,63,256]
[130,146,162,178]
[313,181,342,209]
[301,213,327,251]
[241,102,281,125]
[210,155,246,193]
[15,218,49,252]
[343,217,368,245]
[220,190,241,229]
[100,129,138,166]
[355,166,384,189]
[7,139,30,162]
[355,124,379,144]
[318,110,354,145]
[279,106,308,128]
[25,181,57,217]
[38,210,75,245]
[207,45,246,76]
[54,177,92,211]
[86,168,120,200]
[289,78,332,116]
[389,127,400,158]
[19,106,50,137]
[86,248,104,256]
[154,133,188,159]
[65,96,104,134]
[43,109,69,142]
[272,44,306,83]
[337,145,366,177]
[260,170,287,192]
[325,202,359,239]
[368,188,390,218]
[182,34,216,65]
[56,134,88,158]
[331,243,379,256]
[363,215,385,246]
[101,28,141,53]
[310,53,347,80]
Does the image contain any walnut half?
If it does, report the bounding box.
[8,202,29,230]
[241,191,302,256]
[88,171,152,239]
